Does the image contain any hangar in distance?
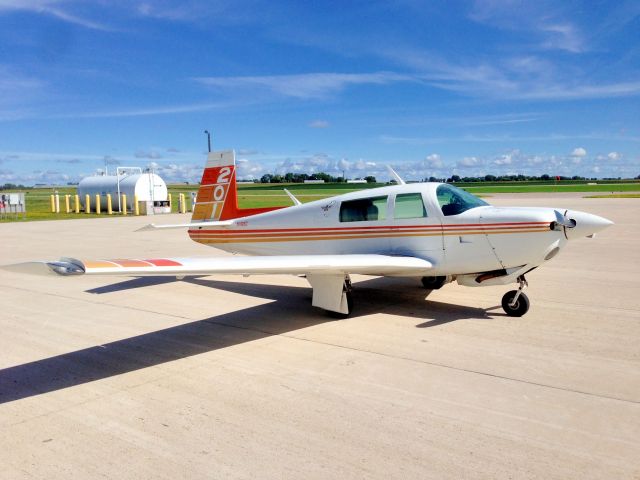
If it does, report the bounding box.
[13,150,613,317]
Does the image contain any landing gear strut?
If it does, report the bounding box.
[501,275,530,317]
[328,276,354,319]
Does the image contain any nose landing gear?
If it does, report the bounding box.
[501,275,530,317]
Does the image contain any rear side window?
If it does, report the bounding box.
[339,196,388,222]
[394,193,427,219]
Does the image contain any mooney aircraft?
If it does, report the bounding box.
[13,150,613,317]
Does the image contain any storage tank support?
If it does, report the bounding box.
[95,194,101,214]
[122,194,127,215]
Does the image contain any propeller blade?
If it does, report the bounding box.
[554,209,576,228]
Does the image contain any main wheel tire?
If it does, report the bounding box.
[501,290,530,317]
[327,290,354,319]
[421,276,446,290]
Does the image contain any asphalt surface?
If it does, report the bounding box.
[1,194,639,479]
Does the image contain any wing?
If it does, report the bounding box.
[6,254,432,278]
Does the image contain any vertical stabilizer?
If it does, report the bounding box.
[192,150,284,222]
[192,150,237,222]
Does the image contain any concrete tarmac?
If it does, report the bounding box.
[0,194,639,479]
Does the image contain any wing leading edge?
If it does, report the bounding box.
[8,254,432,278]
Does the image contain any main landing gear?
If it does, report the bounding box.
[501,275,530,317]
[328,277,354,319]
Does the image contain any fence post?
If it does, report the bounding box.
[50,195,55,213]
[65,195,70,213]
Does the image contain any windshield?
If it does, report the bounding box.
[436,184,489,216]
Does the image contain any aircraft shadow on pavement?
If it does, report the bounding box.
[0,276,497,404]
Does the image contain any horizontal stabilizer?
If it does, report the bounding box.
[137,220,234,231]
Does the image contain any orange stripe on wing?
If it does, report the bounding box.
[82,260,122,269]
[146,259,183,267]
[111,259,155,268]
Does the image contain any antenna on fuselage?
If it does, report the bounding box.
[386,165,406,185]
[283,188,302,206]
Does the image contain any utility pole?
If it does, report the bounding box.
[204,130,212,153]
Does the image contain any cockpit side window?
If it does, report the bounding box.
[339,196,388,222]
[394,193,427,219]
[436,184,488,216]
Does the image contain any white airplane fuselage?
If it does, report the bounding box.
[188,182,611,287]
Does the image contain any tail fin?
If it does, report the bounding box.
[192,150,284,222]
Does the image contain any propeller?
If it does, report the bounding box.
[553,209,576,238]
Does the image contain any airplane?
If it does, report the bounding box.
[9,150,613,318]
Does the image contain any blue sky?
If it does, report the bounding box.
[0,0,639,185]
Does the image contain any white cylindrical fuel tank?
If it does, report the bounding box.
[78,172,169,212]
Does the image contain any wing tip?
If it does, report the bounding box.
[1,257,86,276]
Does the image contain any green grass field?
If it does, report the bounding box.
[1,180,638,222]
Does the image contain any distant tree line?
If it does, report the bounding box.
[254,173,627,184]
[257,172,377,183]
[439,174,598,183]
[0,183,26,190]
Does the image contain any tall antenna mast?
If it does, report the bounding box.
[204,130,212,153]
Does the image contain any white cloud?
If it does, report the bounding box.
[236,158,266,179]
[468,2,587,53]
[148,161,202,183]
[381,46,640,101]
[135,149,162,159]
[607,151,621,160]
[571,147,587,157]
[540,23,585,53]
[194,72,413,100]
[494,151,514,165]
[0,0,111,30]
[424,153,443,169]
[308,120,330,128]
[457,156,480,168]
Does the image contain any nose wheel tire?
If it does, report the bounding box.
[421,276,446,290]
[501,290,530,317]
